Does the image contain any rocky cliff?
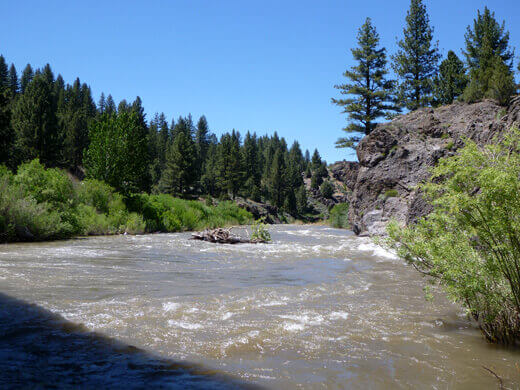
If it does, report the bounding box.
[337,97,520,236]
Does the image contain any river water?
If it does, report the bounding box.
[0,225,518,389]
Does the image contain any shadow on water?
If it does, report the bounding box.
[0,292,261,389]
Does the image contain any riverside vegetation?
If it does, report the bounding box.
[0,159,251,242]
[385,127,520,345]
[331,0,520,345]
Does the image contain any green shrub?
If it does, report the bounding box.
[251,217,271,242]
[384,189,399,198]
[14,159,76,209]
[162,210,182,232]
[385,127,520,345]
[123,213,146,234]
[77,179,119,214]
[76,204,111,235]
[320,180,334,199]
[0,160,253,242]
[329,203,349,229]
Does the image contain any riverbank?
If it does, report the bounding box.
[0,160,252,243]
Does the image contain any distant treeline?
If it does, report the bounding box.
[0,57,330,216]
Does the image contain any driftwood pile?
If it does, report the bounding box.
[191,228,267,244]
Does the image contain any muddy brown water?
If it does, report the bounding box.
[0,225,518,389]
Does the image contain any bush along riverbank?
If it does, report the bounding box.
[385,127,520,345]
[0,159,252,243]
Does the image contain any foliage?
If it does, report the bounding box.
[250,217,271,242]
[385,128,520,344]
[462,7,516,104]
[391,0,440,110]
[332,18,399,149]
[329,203,349,229]
[160,116,198,196]
[433,51,468,106]
[320,180,334,199]
[125,193,252,233]
[488,57,516,106]
[85,111,150,194]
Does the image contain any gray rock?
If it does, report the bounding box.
[335,97,520,236]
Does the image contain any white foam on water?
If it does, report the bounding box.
[162,302,180,312]
[167,320,203,330]
[221,312,234,320]
[357,241,398,260]
[283,322,306,332]
[329,311,349,320]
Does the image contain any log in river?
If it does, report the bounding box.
[0,225,518,388]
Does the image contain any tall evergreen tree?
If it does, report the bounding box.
[20,64,34,93]
[0,56,8,90]
[105,94,116,115]
[267,149,285,207]
[333,18,398,148]
[98,92,106,115]
[218,131,243,199]
[242,131,260,198]
[433,51,468,106]
[462,7,515,103]
[0,88,13,166]
[311,149,322,171]
[160,116,197,196]
[201,142,220,196]
[195,115,210,178]
[8,64,18,95]
[12,73,61,166]
[160,130,197,196]
[392,0,440,110]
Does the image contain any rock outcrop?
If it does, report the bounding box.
[234,197,283,224]
[337,97,520,236]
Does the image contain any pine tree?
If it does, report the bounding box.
[157,113,170,171]
[392,0,440,110]
[288,141,305,172]
[311,149,322,171]
[0,56,8,90]
[12,74,61,166]
[98,92,106,114]
[433,51,468,106]
[160,117,197,196]
[217,131,243,199]
[0,88,13,166]
[8,64,18,95]
[243,131,260,197]
[333,18,398,148]
[105,94,116,115]
[201,142,220,196]
[20,64,34,93]
[195,115,210,177]
[462,7,515,103]
[295,185,308,215]
[267,149,285,207]
[488,56,516,106]
[320,180,334,199]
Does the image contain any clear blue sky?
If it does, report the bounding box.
[2,0,519,162]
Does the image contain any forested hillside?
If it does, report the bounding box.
[0,56,330,217]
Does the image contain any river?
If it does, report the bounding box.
[0,225,518,388]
